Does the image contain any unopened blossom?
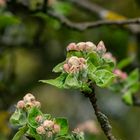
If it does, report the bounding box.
[114,69,127,80]
[53,124,60,133]
[85,41,96,51]
[23,93,35,103]
[103,52,116,62]
[63,56,87,73]
[77,41,96,52]
[43,120,54,129]
[67,43,77,51]
[77,42,86,51]
[96,41,106,55]
[0,0,5,6]
[63,63,70,73]
[17,100,25,109]
[68,56,80,67]
[77,120,100,134]
[47,131,53,137]
[35,115,43,123]
[33,101,41,108]
[36,126,46,135]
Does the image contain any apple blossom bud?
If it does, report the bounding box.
[43,120,54,129]
[114,69,122,76]
[96,41,106,55]
[0,0,5,7]
[34,101,41,108]
[53,124,60,133]
[26,102,34,108]
[36,126,46,134]
[79,58,86,64]
[68,56,80,67]
[63,63,70,73]
[114,69,127,80]
[17,100,25,109]
[35,115,43,123]
[121,72,127,80]
[23,93,35,103]
[103,52,116,62]
[47,131,53,137]
[85,41,96,51]
[77,42,86,51]
[67,43,77,51]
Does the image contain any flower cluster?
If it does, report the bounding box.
[36,116,60,137]
[16,93,41,109]
[63,56,87,74]
[114,69,127,80]
[67,41,107,55]
[67,42,96,52]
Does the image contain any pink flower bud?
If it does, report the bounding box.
[17,100,25,109]
[53,124,60,133]
[96,41,106,55]
[121,72,127,80]
[68,56,80,67]
[85,41,96,51]
[43,120,54,129]
[79,58,86,64]
[103,52,116,62]
[114,69,122,76]
[63,63,70,73]
[36,126,46,134]
[23,93,35,103]
[34,101,41,108]
[0,0,5,6]
[47,131,53,137]
[77,42,86,51]
[35,115,43,123]
[67,43,77,51]
[114,69,127,80]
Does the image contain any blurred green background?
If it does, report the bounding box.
[0,0,140,140]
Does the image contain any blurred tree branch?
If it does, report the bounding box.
[48,10,140,31]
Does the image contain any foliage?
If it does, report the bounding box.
[10,93,85,140]
[40,41,116,93]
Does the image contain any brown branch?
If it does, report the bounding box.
[63,0,140,33]
[48,10,140,31]
[83,87,117,140]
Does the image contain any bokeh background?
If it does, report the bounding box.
[0,0,140,140]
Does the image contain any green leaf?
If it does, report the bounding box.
[39,73,67,89]
[87,61,96,75]
[125,69,139,87]
[53,61,65,73]
[55,118,69,136]
[87,51,101,66]
[102,59,115,70]
[10,109,27,126]
[81,83,92,93]
[64,74,81,89]
[0,14,20,29]
[122,91,133,105]
[27,107,43,128]
[67,51,83,58]
[12,125,28,140]
[117,57,132,69]
[89,69,116,88]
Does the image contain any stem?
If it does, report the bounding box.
[83,88,117,140]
